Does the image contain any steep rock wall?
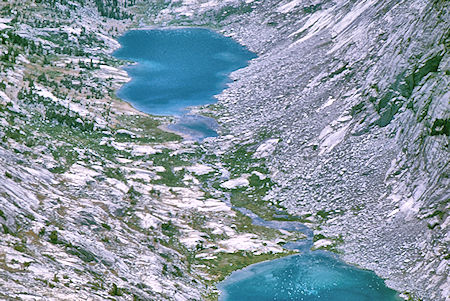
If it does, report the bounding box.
[207,0,449,299]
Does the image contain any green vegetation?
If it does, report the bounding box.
[368,51,444,127]
[233,211,299,241]
[215,4,254,23]
[13,242,27,252]
[217,143,311,223]
[148,149,193,186]
[109,283,124,296]
[430,118,449,136]
[199,250,293,282]
[116,115,181,143]
[153,167,186,187]
[49,230,59,244]
[104,167,126,182]
[312,233,344,253]
[221,143,260,177]
[161,221,178,237]
[303,4,322,14]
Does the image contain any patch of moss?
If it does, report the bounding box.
[198,250,293,282]
[117,115,181,143]
[104,167,127,182]
[215,3,254,23]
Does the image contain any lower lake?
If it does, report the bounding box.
[217,251,402,301]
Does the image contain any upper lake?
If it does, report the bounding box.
[113,28,256,116]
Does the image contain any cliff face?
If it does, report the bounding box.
[204,0,448,299]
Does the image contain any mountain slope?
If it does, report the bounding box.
[0,0,448,300]
[201,1,449,299]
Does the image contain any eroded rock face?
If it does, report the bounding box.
[199,1,448,299]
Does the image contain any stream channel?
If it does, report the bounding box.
[113,27,402,301]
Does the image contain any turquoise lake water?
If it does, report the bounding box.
[219,208,402,301]
[113,28,256,116]
[217,252,402,301]
[113,28,401,300]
